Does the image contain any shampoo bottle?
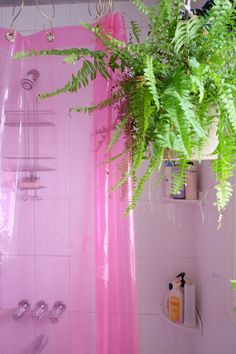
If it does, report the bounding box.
[168,280,184,323]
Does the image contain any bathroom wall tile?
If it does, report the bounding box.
[0,286,2,310]
[11,200,34,256]
[35,312,69,354]
[35,4,70,30]
[194,327,213,354]
[69,143,94,199]
[69,199,94,257]
[37,143,70,200]
[70,3,94,25]
[35,200,69,256]
[35,256,69,308]
[174,204,197,258]
[1,6,35,31]
[1,256,35,309]
[1,310,35,354]
[14,5,36,31]
[195,204,228,296]
[139,258,176,315]
[176,328,197,354]
[207,285,236,354]
[194,265,211,331]
[69,256,95,312]
[140,314,176,354]
[114,1,142,26]
[70,312,96,354]
[0,319,3,354]
[136,258,142,313]
[175,258,198,285]
[36,94,71,145]
[69,88,94,144]
[134,200,176,259]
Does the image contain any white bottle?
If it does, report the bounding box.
[184,278,196,328]
[186,162,197,200]
[164,161,172,198]
[168,280,184,323]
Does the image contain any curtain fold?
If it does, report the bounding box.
[93,12,139,354]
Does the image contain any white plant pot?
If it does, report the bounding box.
[163,119,218,161]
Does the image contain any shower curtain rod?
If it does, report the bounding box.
[0,0,128,6]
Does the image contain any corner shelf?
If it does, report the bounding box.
[160,307,203,335]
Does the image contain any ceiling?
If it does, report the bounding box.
[0,0,128,6]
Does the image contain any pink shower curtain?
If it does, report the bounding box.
[0,12,139,354]
[93,13,139,354]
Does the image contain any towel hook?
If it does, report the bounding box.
[35,0,55,42]
[5,0,25,42]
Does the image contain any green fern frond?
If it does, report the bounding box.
[190,75,205,103]
[70,90,123,113]
[131,0,151,15]
[131,86,154,169]
[39,59,110,99]
[171,160,188,195]
[173,16,202,55]
[144,56,160,110]
[106,116,129,153]
[130,20,141,43]
[218,89,236,134]
[125,147,164,214]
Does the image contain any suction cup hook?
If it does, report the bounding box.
[5,0,25,42]
[35,0,55,42]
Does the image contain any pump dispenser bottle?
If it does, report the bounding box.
[177,272,186,291]
[168,280,184,323]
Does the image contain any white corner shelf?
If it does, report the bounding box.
[160,307,203,335]
[161,197,199,204]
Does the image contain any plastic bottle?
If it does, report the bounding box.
[184,278,196,328]
[164,161,172,198]
[177,272,186,291]
[186,162,198,200]
[168,280,184,323]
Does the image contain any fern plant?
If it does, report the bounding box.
[17,0,236,224]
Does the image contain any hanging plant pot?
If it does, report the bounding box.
[163,119,218,161]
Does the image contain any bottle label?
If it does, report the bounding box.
[169,295,180,322]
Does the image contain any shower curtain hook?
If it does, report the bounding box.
[5,0,25,42]
[95,0,105,19]
[108,0,113,12]
[35,0,55,42]
[95,0,113,20]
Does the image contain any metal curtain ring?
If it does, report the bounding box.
[5,31,16,42]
